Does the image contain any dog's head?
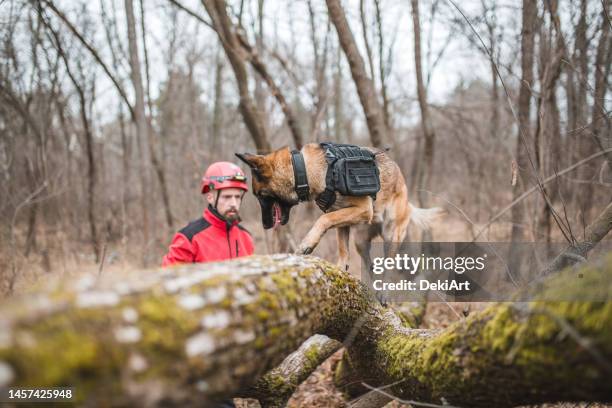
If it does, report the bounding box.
[235,148,299,229]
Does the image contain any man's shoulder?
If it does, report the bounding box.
[179,217,211,242]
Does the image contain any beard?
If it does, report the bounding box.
[223,208,240,222]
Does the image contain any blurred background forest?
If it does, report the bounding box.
[0,0,610,295]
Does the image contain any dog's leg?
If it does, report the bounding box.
[297,204,372,255]
[354,223,381,272]
[336,226,350,271]
[382,194,411,260]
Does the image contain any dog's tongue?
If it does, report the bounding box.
[273,202,281,228]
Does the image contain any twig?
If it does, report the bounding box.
[97,243,107,278]
[166,0,214,29]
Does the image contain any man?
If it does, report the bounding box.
[162,162,253,408]
[162,161,254,266]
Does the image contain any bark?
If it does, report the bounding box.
[100,0,131,239]
[241,334,341,407]
[1,255,611,407]
[509,0,537,276]
[307,0,331,142]
[374,0,391,132]
[410,0,435,210]
[124,0,151,251]
[139,0,174,230]
[568,0,589,210]
[483,0,499,140]
[125,0,174,231]
[359,0,376,82]
[333,45,344,142]
[535,1,565,242]
[326,0,388,148]
[201,0,271,153]
[211,47,224,154]
[579,0,612,210]
[235,30,304,149]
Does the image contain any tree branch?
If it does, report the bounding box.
[39,0,135,120]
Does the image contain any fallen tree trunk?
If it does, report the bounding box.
[0,254,611,407]
[241,334,341,407]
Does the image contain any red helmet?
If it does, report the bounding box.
[201,162,248,194]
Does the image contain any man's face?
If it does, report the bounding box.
[207,188,244,221]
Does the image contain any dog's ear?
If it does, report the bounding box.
[235,152,267,181]
[235,152,262,167]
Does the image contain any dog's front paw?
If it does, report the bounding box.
[295,245,313,255]
[295,247,313,255]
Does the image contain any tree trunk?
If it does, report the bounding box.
[535,1,564,242]
[1,254,611,407]
[333,45,344,143]
[326,0,389,148]
[202,0,271,153]
[126,0,174,231]
[509,0,537,277]
[580,0,612,206]
[140,0,174,231]
[211,46,224,154]
[410,0,435,211]
[124,0,151,254]
[374,0,391,133]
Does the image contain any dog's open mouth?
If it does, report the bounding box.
[273,202,281,228]
[258,195,293,229]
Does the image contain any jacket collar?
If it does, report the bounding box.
[204,205,239,229]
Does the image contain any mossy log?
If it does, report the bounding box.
[0,254,611,407]
[240,334,341,407]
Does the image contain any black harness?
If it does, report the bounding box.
[291,149,310,202]
[291,143,381,212]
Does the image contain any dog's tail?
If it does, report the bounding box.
[409,203,446,231]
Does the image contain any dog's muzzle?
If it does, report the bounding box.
[257,196,294,229]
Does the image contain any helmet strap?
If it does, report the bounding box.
[214,190,220,210]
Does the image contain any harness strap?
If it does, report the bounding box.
[315,143,339,211]
[291,149,310,202]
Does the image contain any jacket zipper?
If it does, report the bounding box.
[236,240,239,257]
[226,224,233,258]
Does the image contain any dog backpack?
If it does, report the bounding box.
[315,142,381,211]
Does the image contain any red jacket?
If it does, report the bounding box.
[162,206,254,267]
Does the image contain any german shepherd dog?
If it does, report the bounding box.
[236,143,443,270]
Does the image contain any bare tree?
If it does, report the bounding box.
[577,0,612,219]
[125,0,152,253]
[410,0,436,212]
[326,0,389,148]
[534,0,565,242]
[509,0,537,248]
[42,16,100,261]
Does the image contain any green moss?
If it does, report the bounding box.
[139,295,200,350]
[0,309,126,403]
